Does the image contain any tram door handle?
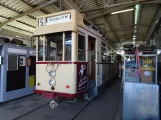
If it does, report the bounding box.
[97,52,99,75]
[0,56,2,65]
[89,52,91,75]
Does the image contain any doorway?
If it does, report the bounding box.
[88,36,96,81]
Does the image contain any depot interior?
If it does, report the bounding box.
[0,0,160,119]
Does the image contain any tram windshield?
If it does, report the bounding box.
[38,31,72,61]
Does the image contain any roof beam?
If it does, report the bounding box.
[80,0,152,13]
[143,0,161,3]
[104,15,122,45]
[86,3,135,20]
[146,4,161,42]
[21,0,50,14]
[105,0,112,6]
[133,32,148,37]
[117,14,126,38]
[16,20,36,28]
[92,0,117,50]
[146,5,161,39]
[104,0,152,8]
[94,0,100,6]
[64,0,75,9]
[94,0,113,44]
[77,0,87,11]
[0,0,58,28]
[0,2,36,20]
[67,0,116,50]
[6,25,34,34]
[97,23,150,32]
[0,15,36,28]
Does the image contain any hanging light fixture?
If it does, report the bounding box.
[111,8,134,15]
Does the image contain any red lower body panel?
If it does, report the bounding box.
[34,90,87,99]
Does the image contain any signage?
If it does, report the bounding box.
[144,71,151,76]
[38,18,45,27]
[77,63,88,92]
[29,51,36,55]
[46,13,71,25]
[19,56,26,66]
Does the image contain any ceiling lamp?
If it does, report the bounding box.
[111,8,134,15]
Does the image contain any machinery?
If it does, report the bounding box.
[0,37,36,102]
[122,46,159,120]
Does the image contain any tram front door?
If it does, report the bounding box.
[88,36,96,82]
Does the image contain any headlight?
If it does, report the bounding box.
[49,79,56,86]
[49,70,55,77]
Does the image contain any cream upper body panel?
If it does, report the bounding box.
[34,9,84,36]
[36,64,77,94]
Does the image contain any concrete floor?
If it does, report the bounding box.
[74,79,122,120]
[0,79,122,120]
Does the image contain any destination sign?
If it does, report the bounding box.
[46,13,71,25]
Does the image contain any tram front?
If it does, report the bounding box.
[34,10,88,100]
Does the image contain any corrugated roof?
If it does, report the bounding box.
[0,0,159,49]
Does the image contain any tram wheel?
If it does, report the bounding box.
[50,100,58,108]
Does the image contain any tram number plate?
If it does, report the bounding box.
[38,18,45,27]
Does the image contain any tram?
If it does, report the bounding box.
[34,10,117,105]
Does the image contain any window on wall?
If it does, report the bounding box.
[78,34,86,61]
[45,32,63,61]
[38,36,44,61]
[65,31,72,61]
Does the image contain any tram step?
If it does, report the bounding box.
[84,94,97,100]
[88,86,97,95]
[84,86,98,100]
[88,80,96,88]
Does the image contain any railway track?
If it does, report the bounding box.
[0,94,37,107]
[12,102,49,120]
[11,98,91,120]
[1,84,120,120]
[0,94,91,120]
[0,83,122,120]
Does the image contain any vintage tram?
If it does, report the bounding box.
[34,10,117,106]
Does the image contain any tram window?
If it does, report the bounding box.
[78,34,86,61]
[45,32,63,61]
[38,37,43,61]
[102,55,106,62]
[101,47,106,62]
[65,31,72,61]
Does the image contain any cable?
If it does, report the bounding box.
[46,63,60,74]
